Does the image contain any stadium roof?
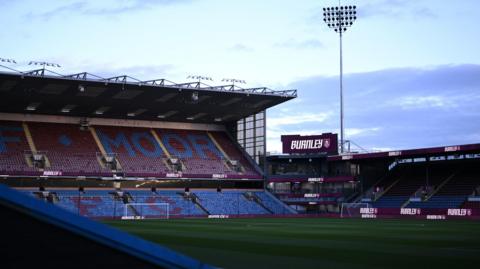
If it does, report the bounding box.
[0,68,296,124]
[327,143,480,162]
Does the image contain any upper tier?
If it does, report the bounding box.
[0,121,261,179]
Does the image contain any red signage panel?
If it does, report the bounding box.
[281,133,338,155]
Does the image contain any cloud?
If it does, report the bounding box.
[229,43,254,52]
[412,7,437,19]
[274,38,324,49]
[361,0,437,19]
[266,64,480,152]
[391,95,457,110]
[101,64,176,80]
[30,0,192,19]
[268,112,332,129]
[346,127,381,137]
[54,60,176,81]
[309,0,436,23]
[371,147,395,152]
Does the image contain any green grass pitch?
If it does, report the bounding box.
[105,218,480,269]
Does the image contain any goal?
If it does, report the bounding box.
[340,203,371,218]
[122,203,169,220]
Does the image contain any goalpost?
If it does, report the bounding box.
[340,202,371,218]
[122,203,170,220]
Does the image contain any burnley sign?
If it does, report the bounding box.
[281,133,338,155]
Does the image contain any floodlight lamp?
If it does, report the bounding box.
[0,58,17,64]
[192,91,199,101]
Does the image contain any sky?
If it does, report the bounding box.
[1,0,479,153]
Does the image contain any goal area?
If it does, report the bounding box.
[340,203,371,218]
[122,203,169,220]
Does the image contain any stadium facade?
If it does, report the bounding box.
[266,134,480,219]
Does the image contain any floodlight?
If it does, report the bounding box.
[323,2,358,153]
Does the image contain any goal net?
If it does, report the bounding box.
[340,203,371,218]
[122,203,169,220]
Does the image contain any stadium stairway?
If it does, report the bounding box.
[209,131,261,177]
[188,192,211,214]
[206,131,235,171]
[372,178,400,202]
[404,166,478,209]
[247,192,274,214]
[95,126,170,176]
[258,191,297,214]
[22,122,37,154]
[195,191,269,215]
[29,122,109,175]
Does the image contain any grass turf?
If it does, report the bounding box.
[104,218,480,269]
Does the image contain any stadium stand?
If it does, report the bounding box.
[28,122,110,175]
[195,190,269,215]
[2,68,480,221]
[0,121,36,174]
[157,129,233,175]
[0,121,262,178]
[371,163,456,208]
[462,201,480,209]
[96,126,170,176]
[19,188,291,218]
[255,191,297,214]
[407,165,479,209]
[130,190,205,216]
[209,131,259,176]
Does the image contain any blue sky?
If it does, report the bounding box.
[1,0,479,153]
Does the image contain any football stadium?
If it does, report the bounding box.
[1,1,480,269]
[1,65,480,268]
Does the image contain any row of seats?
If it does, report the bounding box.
[0,121,259,178]
[255,192,293,214]
[371,196,409,208]
[28,122,109,174]
[210,132,258,176]
[407,196,466,209]
[371,163,479,209]
[371,165,450,208]
[0,122,37,173]
[405,166,479,209]
[20,189,288,218]
[462,201,480,209]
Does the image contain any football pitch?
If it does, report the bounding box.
[105,218,480,269]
